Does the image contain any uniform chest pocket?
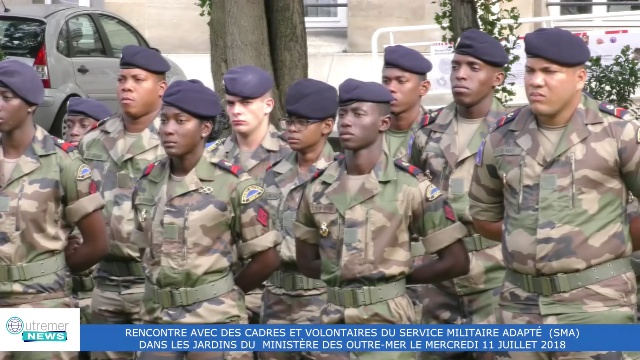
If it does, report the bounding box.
[134,195,155,249]
[423,143,447,186]
[83,151,109,188]
[157,204,188,269]
[310,204,342,265]
[540,154,576,211]
[495,147,525,212]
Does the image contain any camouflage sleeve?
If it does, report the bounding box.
[410,180,467,254]
[232,175,282,259]
[468,135,504,222]
[617,121,640,197]
[60,150,105,225]
[409,129,427,169]
[293,186,319,245]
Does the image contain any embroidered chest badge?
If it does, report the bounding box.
[77,164,92,180]
[319,222,329,237]
[241,185,265,204]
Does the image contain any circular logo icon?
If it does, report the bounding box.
[6,317,23,334]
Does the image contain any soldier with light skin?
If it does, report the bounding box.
[469,27,640,360]
[0,59,108,360]
[295,78,470,360]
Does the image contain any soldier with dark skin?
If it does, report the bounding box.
[259,78,338,360]
[0,59,108,360]
[132,79,281,360]
[78,45,169,360]
[410,29,508,360]
[380,45,434,325]
[63,97,113,360]
[294,78,470,360]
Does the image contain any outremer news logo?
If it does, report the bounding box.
[6,316,68,342]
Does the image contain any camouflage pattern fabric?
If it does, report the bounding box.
[384,108,425,162]
[410,99,507,360]
[258,143,335,360]
[0,125,104,360]
[131,151,281,328]
[208,124,291,326]
[78,113,165,360]
[469,95,640,360]
[294,151,467,360]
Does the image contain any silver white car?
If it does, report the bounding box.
[0,4,186,137]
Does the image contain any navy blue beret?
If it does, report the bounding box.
[120,45,171,74]
[223,65,274,99]
[524,28,590,66]
[338,78,394,105]
[0,59,44,105]
[67,98,112,121]
[286,79,338,120]
[384,45,433,74]
[163,79,222,119]
[455,29,509,67]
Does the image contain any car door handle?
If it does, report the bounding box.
[77,65,89,74]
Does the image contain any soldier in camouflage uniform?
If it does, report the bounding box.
[469,28,640,360]
[409,30,509,360]
[64,97,113,360]
[258,78,338,360]
[78,45,169,360]
[380,45,434,325]
[294,79,470,360]
[0,60,108,360]
[132,79,282,360]
[208,65,291,327]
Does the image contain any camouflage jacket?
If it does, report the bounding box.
[0,125,104,305]
[469,94,640,314]
[384,107,426,162]
[208,124,291,181]
[78,113,166,285]
[131,151,281,323]
[410,99,507,295]
[293,150,467,288]
[260,142,336,296]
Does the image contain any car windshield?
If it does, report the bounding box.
[0,17,45,58]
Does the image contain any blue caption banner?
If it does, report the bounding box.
[80,325,640,352]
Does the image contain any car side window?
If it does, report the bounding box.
[56,23,70,57]
[98,15,142,57]
[67,15,106,58]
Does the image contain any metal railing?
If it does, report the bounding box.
[371,10,640,60]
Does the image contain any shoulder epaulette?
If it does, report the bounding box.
[51,136,77,153]
[205,138,225,152]
[266,156,284,171]
[96,115,114,128]
[312,167,328,180]
[141,162,157,178]
[393,159,422,177]
[216,159,244,177]
[491,108,522,132]
[599,101,629,119]
[334,153,345,161]
[419,107,444,129]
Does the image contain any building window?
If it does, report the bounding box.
[550,0,640,24]
[304,0,348,29]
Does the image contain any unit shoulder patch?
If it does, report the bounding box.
[425,183,443,201]
[419,107,444,129]
[599,102,629,119]
[241,184,265,204]
[76,164,92,180]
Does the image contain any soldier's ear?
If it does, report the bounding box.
[379,115,391,132]
[321,118,334,136]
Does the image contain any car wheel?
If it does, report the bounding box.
[49,96,77,139]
